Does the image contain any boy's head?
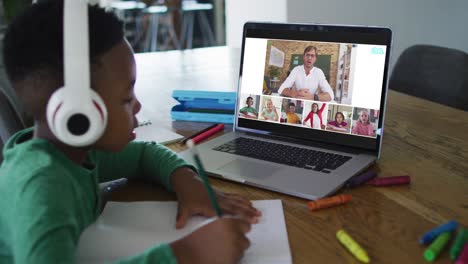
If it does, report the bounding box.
[246,96,253,106]
[3,0,141,151]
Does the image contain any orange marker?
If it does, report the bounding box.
[307,194,352,211]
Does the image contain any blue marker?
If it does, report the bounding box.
[419,220,458,245]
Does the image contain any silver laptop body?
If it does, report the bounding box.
[181,22,392,200]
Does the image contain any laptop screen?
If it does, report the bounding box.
[236,23,392,152]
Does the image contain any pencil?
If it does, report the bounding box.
[187,140,222,217]
[181,124,219,144]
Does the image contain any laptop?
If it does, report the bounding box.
[181,22,392,200]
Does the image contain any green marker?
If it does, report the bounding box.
[187,140,222,217]
[450,228,468,260]
[424,232,451,262]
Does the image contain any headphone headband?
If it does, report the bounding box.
[64,0,90,99]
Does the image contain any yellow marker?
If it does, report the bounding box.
[336,229,370,263]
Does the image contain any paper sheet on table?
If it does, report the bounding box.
[76,200,292,264]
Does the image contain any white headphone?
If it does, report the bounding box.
[46,0,108,147]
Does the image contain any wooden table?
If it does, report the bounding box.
[112,46,468,264]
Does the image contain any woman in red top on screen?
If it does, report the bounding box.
[352,110,375,137]
[327,112,349,133]
[303,103,326,129]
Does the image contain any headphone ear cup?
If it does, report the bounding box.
[89,89,108,131]
[46,87,108,146]
[46,88,66,138]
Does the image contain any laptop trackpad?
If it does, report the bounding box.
[217,159,278,180]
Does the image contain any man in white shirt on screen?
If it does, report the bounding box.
[278,46,334,102]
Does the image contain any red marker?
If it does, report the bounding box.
[366,175,411,186]
[191,124,225,144]
[181,123,219,144]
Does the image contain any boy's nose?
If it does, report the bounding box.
[134,98,142,114]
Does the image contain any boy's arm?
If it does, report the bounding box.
[93,141,195,191]
[13,172,85,264]
[12,168,181,264]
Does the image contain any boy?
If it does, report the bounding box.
[0,1,260,263]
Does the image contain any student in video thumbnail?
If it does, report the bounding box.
[261,98,279,121]
[239,96,258,119]
[327,112,349,132]
[286,103,301,124]
[304,103,326,129]
[352,110,375,136]
[277,46,334,102]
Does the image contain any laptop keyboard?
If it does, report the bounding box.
[212,137,352,173]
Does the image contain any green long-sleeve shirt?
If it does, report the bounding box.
[0,128,192,263]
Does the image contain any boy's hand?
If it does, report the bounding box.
[170,217,251,264]
[170,168,262,229]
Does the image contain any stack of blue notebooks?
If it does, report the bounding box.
[171,90,236,123]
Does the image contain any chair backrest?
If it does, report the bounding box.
[389,45,468,111]
[0,87,25,163]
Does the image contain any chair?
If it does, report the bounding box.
[389,45,468,111]
[143,5,181,52]
[179,1,215,49]
[109,1,147,52]
[0,87,26,163]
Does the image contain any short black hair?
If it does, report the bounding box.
[289,102,295,107]
[3,0,124,84]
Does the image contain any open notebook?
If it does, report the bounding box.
[76,200,292,264]
[134,120,184,145]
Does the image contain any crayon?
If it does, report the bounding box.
[451,229,468,260]
[455,244,468,264]
[424,232,451,262]
[366,175,410,186]
[346,171,377,188]
[419,220,458,245]
[336,229,370,263]
[307,194,351,211]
